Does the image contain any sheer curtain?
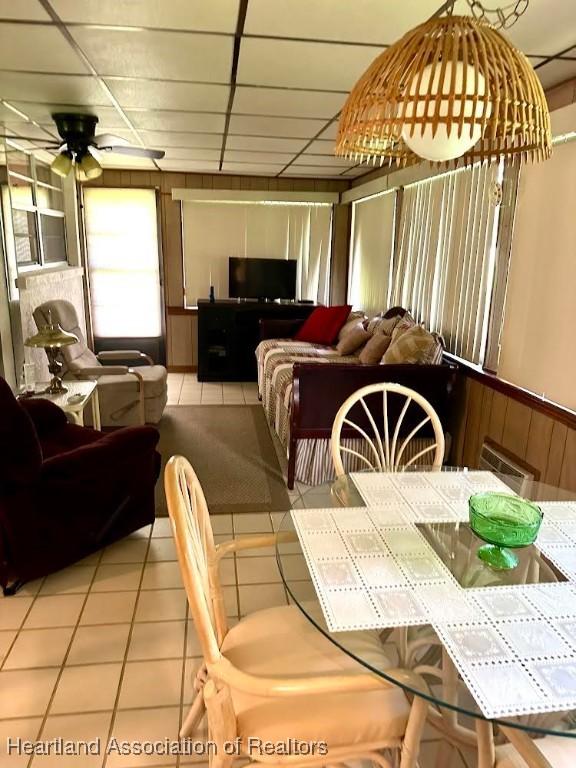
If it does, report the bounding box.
[182,201,332,306]
[389,164,500,364]
[348,190,397,316]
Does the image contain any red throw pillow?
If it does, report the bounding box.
[294,305,352,345]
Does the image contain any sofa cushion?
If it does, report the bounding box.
[337,311,367,341]
[382,324,444,365]
[336,326,371,355]
[366,313,404,336]
[389,311,416,341]
[294,305,351,345]
[359,333,392,364]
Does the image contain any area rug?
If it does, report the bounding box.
[155,405,290,515]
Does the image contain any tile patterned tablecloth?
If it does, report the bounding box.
[291,471,576,718]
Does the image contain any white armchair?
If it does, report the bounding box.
[33,300,167,427]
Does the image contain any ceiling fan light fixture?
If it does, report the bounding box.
[77,151,102,180]
[51,150,73,178]
[336,14,551,168]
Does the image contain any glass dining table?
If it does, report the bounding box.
[275,468,576,764]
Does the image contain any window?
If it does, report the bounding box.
[389,163,502,365]
[83,188,162,339]
[181,201,333,306]
[5,143,67,268]
[348,190,397,316]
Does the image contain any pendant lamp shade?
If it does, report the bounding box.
[336,15,551,167]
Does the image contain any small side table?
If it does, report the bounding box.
[26,380,101,430]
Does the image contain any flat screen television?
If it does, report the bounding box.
[229,257,297,300]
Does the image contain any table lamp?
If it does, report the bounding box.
[24,312,79,394]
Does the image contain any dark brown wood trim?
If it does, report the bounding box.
[444,353,576,432]
[167,365,197,373]
[166,306,198,316]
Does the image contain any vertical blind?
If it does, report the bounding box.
[498,140,576,410]
[182,201,332,306]
[389,163,500,364]
[83,188,162,338]
[348,190,396,316]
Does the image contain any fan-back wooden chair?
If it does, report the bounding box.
[331,382,445,477]
[164,455,429,768]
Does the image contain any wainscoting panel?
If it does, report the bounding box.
[452,373,576,498]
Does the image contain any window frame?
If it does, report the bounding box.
[5,141,68,271]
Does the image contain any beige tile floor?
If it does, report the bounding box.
[0,386,475,768]
[0,511,474,768]
[167,374,260,406]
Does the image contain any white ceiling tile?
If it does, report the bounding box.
[51,0,239,32]
[162,147,221,160]
[157,159,220,172]
[228,114,326,138]
[536,57,576,90]
[316,121,339,140]
[139,131,222,148]
[304,139,338,155]
[0,1,51,20]
[0,24,88,74]
[224,150,295,163]
[244,0,449,43]
[105,79,230,111]
[283,165,346,177]
[342,166,370,176]
[100,153,156,169]
[237,38,382,91]
[226,135,307,152]
[506,1,576,55]
[0,73,107,106]
[296,153,349,167]
[0,121,57,143]
[128,111,225,133]
[222,162,284,175]
[70,27,233,82]
[15,103,127,129]
[233,86,345,118]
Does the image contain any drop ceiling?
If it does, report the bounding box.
[0,0,574,179]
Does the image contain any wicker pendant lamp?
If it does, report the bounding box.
[336,14,551,167]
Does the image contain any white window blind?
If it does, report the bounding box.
[182,201,332,306]
[498,139,576,410]
[348,190,397,316]
[390,163,500,364]
[83,188,162,338]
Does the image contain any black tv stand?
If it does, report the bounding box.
[197,299,317,381]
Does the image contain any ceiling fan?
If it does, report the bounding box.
[1,112,165,180]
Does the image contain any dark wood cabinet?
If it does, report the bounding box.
[197,299,316,381]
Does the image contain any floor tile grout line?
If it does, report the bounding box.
[101,528,155,768]
[26,542,109,768]
[0,576,46,673]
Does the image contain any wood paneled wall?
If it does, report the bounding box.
[85,170,349,370]
[451,371,576,498]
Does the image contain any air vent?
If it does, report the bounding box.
[478,442,534,496]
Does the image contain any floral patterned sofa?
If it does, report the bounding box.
[255,308,456,488]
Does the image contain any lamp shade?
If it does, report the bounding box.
[25,323,79,349]
[78,152,102,180]
[51,151,73,178]
[336,15,551,168]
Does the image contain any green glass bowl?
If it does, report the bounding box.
[469,492,543,570]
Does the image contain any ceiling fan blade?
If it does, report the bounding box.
[0,134,60,145]
[93,133,129,149]
[99,144,165,160]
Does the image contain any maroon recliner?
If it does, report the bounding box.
[0,377,161,595]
